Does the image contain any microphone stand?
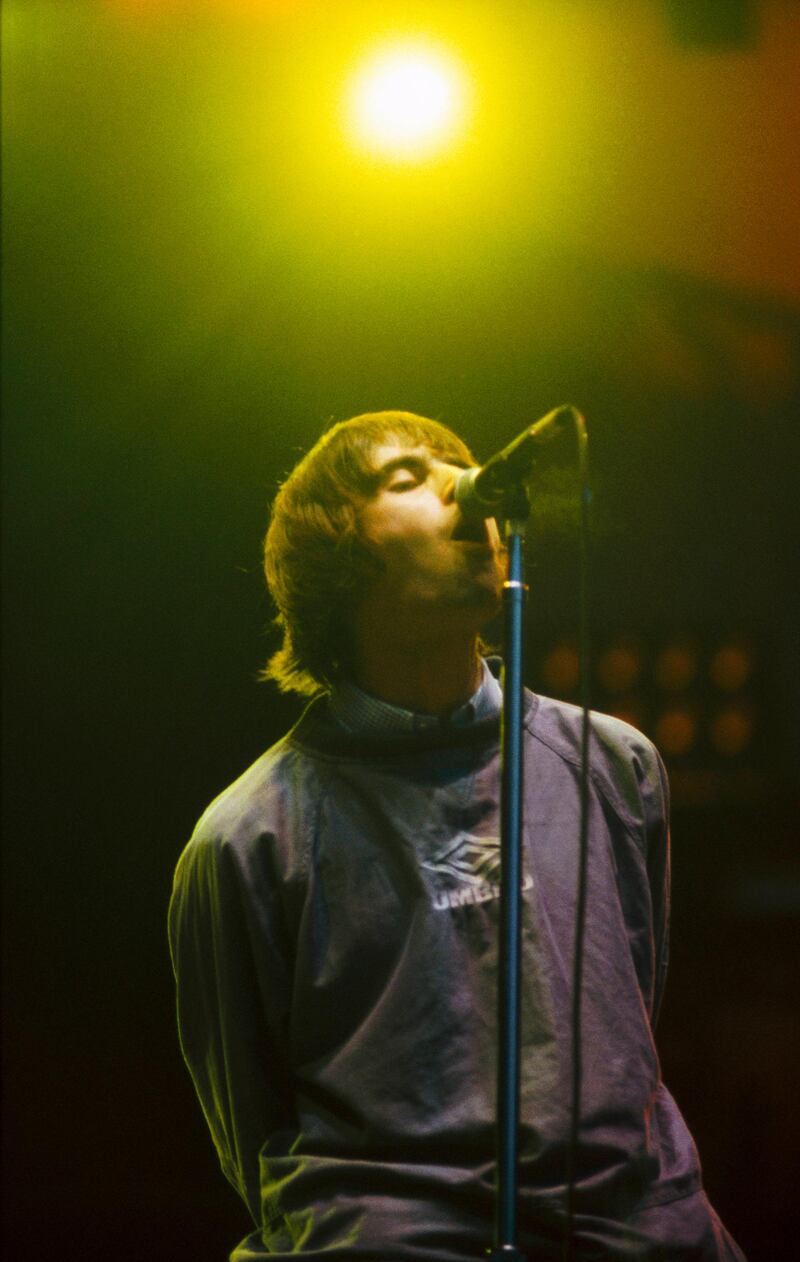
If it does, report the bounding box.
[487,483,530,1262]
[482,406,589,1261]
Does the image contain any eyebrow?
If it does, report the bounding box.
[374,453,432,485]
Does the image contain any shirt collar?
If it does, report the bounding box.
[328,657,502,737]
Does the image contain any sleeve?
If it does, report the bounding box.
[588,709,673,1027]
[641,743,672,1028]
[167,825,296,1225]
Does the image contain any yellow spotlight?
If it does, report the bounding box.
[344,39,472,161]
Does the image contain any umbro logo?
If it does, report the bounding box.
[422,832,502,887]
[421,832,533,912]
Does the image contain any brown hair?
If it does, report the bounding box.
[263,411,476,696]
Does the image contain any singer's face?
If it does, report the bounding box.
[352,441,505,646]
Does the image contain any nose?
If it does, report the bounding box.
[434,460,461,505]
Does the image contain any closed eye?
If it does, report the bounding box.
[388,475,422,492]
[382,456,430,491]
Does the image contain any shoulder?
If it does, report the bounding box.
[527,692,669,834]
[174,709,332,882]
[529,692,660,764]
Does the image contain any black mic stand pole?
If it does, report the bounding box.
[487,482,531,1262]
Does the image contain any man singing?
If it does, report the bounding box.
[168,410,745,1260]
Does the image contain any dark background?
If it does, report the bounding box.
[3,2,799,1259]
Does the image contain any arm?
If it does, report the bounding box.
[168,826,296,1225]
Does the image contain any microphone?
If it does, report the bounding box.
[454,405,576,519]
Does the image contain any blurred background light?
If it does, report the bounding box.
[534,628,767,780]
[343,38,472,161]
[710,639,753,692]
[654,640,699,691]
[597,638,642,692]
[541,642,580,696]
[654,705,698,757]
[711,703,753,756]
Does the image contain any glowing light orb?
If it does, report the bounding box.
[345,41,471,160]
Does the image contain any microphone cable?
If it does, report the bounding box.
[561,407,591,1262]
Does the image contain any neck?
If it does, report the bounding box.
[350,635,483,717]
